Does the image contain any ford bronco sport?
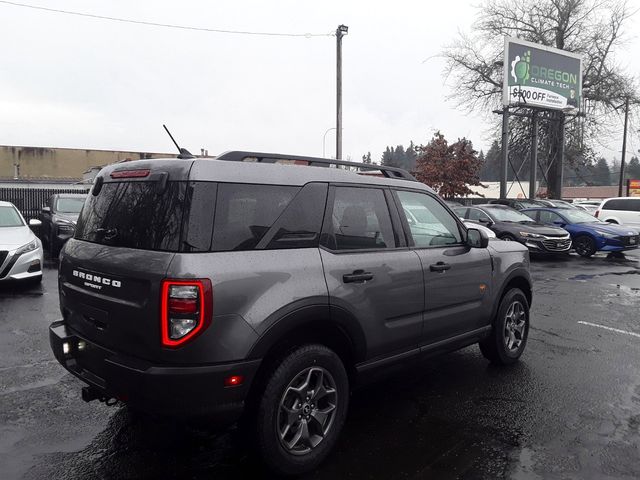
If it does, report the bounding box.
[49,151,532,475]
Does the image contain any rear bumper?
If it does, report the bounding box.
[49,321,261,424]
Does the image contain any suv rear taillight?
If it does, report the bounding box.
[594,210,599,218]
[160,279,213,348]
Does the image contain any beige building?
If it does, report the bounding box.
[0,145,174,180]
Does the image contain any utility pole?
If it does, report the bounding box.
[529,112,538,199]
[499,108,509,199]
[618,96,630,197]
[336,24,348,160]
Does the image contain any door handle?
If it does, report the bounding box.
[343,270,374,283]
[430,261,451,272]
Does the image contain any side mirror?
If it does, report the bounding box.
[479,217,493,226]
[553,221,566,228]
[467,228,489,248]
[41,206,51,214]
[29,219,42,227]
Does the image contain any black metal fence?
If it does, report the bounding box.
[0,186,90,221]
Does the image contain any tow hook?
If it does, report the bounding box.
[81,386,119,406]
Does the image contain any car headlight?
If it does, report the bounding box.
[594,230,617,239]
[57,221,75,233]
[519,231,544,239]
[16,239,38,255]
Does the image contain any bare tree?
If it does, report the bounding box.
[442,0,639,195]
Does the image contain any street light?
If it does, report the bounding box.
[336,24,348,159]
[322,127,337,158]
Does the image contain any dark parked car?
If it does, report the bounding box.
[521,207,640,257]
[39,193,87,256]
[487,198,546,210]
[454,204,572,254]
[50,152,532,475]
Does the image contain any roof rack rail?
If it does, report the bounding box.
[214,151,416,181]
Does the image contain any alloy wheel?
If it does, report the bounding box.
[277,367,338,455]
[503,300,526,352]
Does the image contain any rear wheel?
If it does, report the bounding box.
[574,235,596,257]
[480,288,529,365]
[255,344,349,476]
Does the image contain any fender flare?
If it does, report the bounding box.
[246,303,367,363]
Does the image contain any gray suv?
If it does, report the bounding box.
[49,152,532,475]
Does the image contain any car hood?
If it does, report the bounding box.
[499,222,568,236]
[0,226,37,249]
[581,222,639,236]
[55,212,80,224]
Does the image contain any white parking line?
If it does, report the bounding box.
[578,321,640,339]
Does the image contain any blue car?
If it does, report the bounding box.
[521,207,640,257]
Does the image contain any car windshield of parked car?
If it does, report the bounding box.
[484,207,534,223]
[0,206,24,227]
[519,200,543,208]
[56,197,85,213]
[559,209,600,224]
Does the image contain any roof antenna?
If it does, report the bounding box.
[163,124,195,159]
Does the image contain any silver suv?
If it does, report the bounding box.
[49,152,532,475]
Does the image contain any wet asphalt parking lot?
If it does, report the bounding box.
[1,250,639,480]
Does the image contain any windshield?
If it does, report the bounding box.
[519,200,543,208]
[0,206,25,227]
[56,197,85,214]
[484,207,534,222]
[560,209,600,224]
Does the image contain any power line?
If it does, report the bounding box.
[0,0,333,38]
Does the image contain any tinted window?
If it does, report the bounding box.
[266,183,328,249]
[396,191,462,247]
[453,207,469,219]
[56,197,85,213]
[0,206,24,227]
[76,181,187,251]
[538,210,563,224]
[468,208,491,222]
[182,182,218,252]
[604,198,640,212]
[324,187,395,250]
[212,184,298,251]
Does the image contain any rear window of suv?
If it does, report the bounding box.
[75,181,187,251]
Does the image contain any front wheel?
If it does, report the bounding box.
[574,235,596,257]
[499,233,517,242]
[480,288,530,365]
[255,344,349,476]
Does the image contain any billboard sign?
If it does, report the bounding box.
[628,179,640,197]
[503,37,582,111]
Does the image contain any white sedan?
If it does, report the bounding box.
[0,201,44,283]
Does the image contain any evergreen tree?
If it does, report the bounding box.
[381,147,393,166]
[592,158,611,186]
[479,141,501,181]
[625,156,640,180]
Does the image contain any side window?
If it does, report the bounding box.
[522,210,538,221]
[323,186,395,250]
[452,207,469,219]
[265,183,328,249]
[212,184,299,251]
[538,210,562,224]
[603,199,626,211]
[396,190,462,247]
[468,208,491,223]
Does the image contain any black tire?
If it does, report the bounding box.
[255,344,349,476]
[499,233,517,242]
[479,288,529,365]
[574,235,597,257]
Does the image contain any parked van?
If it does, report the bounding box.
[595,197,640,228]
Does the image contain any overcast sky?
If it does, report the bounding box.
[1,0,639,162]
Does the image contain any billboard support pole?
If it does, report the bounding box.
[500,108,509,199]
[618,96,629,197]
[529,111,538,199]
